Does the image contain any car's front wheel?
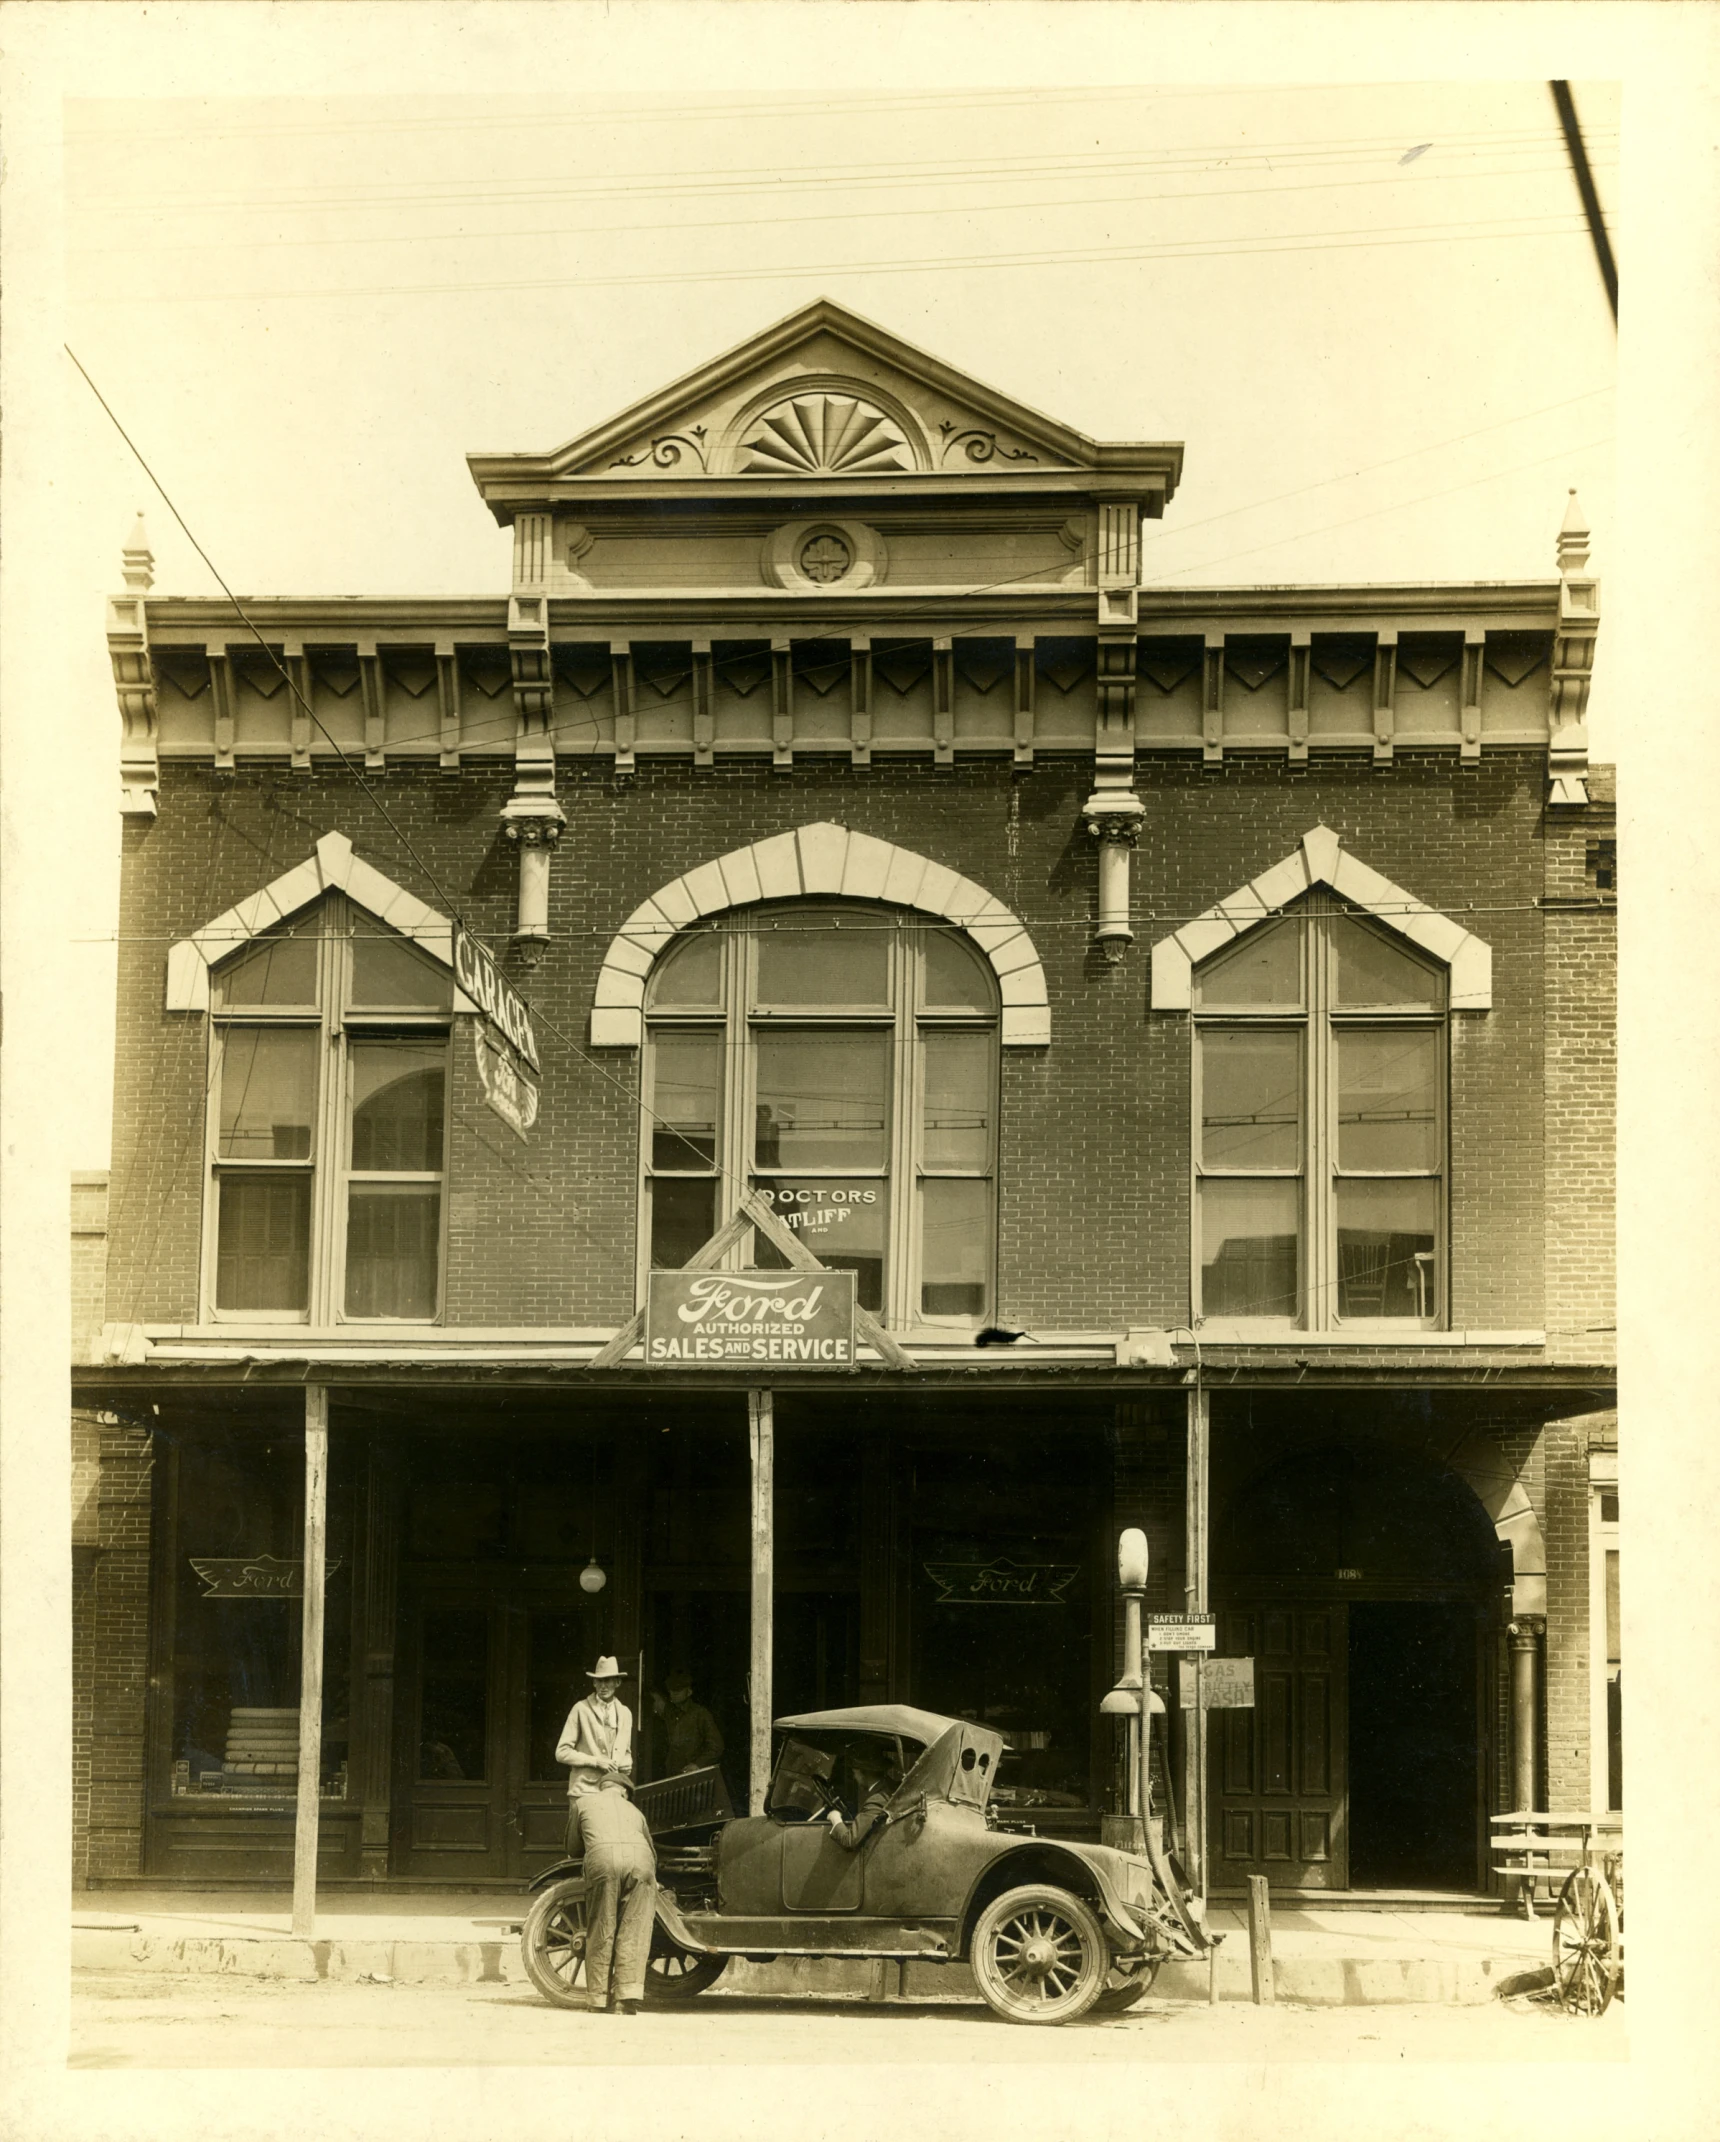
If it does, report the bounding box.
[520,1877,588,2008]
[969,1884,1108,2025]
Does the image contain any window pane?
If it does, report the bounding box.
[216,931,319,1007]
[418,1608,488,1781]
[1199,1179,1298,1319]
[1193,918,1301,1006]
[922,1031,992,1170]
[1201,1030,1301,1169]
[345,1184,440,1317]
[651,1031,721,1168]
[751,1179,885,1312]
[651,1178,717,1268]
[922,929,992,1011]
[350,1042,446,1171]
[1332,914,1444,1008]
[350,919,451,1009]
[1605,1549,1620,1666]
[756,914,889,1007]
[1337,1029,1438,1171]
[216,1173,311,1311]
[648,929,723,1009]
[218,1030,317,1159]
[920,1178,989,1318]
[1334,1178,1437,1318]
[755,1033,888,1169]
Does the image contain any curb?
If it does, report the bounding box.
[74,1931,1537,2006]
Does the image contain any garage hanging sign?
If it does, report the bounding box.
[645,1270,856,1365]
[453,923,541,1074]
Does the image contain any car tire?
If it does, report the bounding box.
[1093,1953,1162,2014]
[520,1877,589,2009]
[646,1928,728,2002]
[969,1884,1109,2025]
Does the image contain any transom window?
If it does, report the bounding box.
[643,901,998,1328]
[1193,895,1446,1329]
[207,898,451,1321]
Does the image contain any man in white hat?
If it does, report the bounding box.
[556,1657,634,1802]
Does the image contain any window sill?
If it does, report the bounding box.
[1187,1329,1545,1348]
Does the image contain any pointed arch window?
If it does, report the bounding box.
[643,901,998,1328]
[206,897,451,1321]
[1193,895,1446,1330]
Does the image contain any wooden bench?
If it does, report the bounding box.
[1490,1811,1622,1917]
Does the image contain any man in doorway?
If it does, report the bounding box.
[556,1656,634,1800]
[655,1671,724,1777]
[566,1772,657,2014]
[823,1741,901,1850]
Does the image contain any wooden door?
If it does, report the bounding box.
[1209,1603,1348,1891]
[397,1591,512,1879]
[396,1588,602,1879]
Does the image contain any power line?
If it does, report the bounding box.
[77,129,1612,231]
[71,156,1608,263]
[85,208,1594,308]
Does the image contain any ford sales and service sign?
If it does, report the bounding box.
[645,1270,857,1366]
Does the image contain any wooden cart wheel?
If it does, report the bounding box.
[1093,1952,1163,2015]
[520,1877,589,2009]
[646,1926,728,2001]
[1552,1865,1621,2016]
[969,1884,1109,2025]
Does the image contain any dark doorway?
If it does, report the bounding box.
[1347,1602,1479,1890]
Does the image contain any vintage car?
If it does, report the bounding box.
[520,1703,1208,2025]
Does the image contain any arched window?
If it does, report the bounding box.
[643,901,998,1328]
[1193,894,1446,1330]
[206,897,451,1321]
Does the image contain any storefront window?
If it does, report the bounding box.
[208,900,449,1322]
[644,903,998,1328]
[906,1442,1096,1809]
[167,1428,350,1800]
[1193,898,1446,1329]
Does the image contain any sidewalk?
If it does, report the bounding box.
[72,1889,1556,2007]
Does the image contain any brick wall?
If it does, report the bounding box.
[1541,766,1617,1366]
[72,1173,109,1363]
[107,749,1562,1336]
[71,1414,156,1884]
[1543,1407,1617,1812]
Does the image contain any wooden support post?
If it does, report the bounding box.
[747,1389,774,1815]
[1184,1382,1210,1897]
[1247,1873,1275,2005]
[1509,1617,1544,1916]
[292,1386,329,1938]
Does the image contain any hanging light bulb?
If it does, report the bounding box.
[579,1556,607,1595]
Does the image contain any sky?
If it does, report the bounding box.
[47,74,1622,1168]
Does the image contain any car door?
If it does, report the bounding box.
[780,1820,865,1910]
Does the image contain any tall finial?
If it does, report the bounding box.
[122,512,155,592]
[1557,488,1589,575]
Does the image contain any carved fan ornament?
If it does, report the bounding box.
[739,394,912,476]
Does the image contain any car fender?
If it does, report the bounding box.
[956,1841,1145,1955]
[526,1858,581,1896]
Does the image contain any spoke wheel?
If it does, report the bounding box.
[1552,1867,1621,2017]
[646,1928,728,2002]
[1094,1953,1163,2015]
[521,1878,590,2009]
[970,1884,1108,2026]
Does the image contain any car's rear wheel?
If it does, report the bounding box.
[969,1884,1108,2025]
[1093,1952,1162,2014]
[646,1926,727,2001]
[520,1877,588,2008]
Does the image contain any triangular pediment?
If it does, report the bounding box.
[470,299,1179,496]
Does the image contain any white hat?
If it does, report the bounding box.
[588,1656,626,1680]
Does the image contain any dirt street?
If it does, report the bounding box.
[70,1972,1627,2069]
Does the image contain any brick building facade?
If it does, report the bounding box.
[73,300,1616,1894]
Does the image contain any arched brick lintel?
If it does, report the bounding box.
[1148,824,1493,1011]
[589,822,1050,1048]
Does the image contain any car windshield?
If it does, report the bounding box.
[765,1731,920,1819]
